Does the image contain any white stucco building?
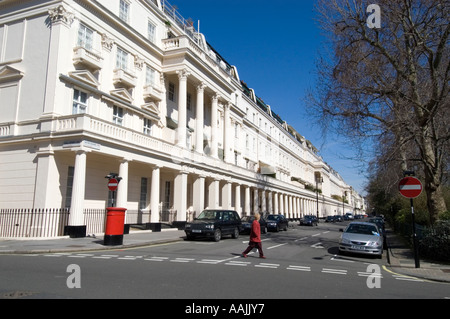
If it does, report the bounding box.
[0,0,365,238]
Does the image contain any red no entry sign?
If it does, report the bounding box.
[399,177,423,199]
[108,178,119,192]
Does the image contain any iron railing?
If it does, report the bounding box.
[0,208,70,238]
[0,208,185,238]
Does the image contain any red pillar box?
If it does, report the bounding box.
[104,207,127,246]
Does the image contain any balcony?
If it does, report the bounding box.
[143,84,163,101]
[73,46,103,71]
[113,68,137,88]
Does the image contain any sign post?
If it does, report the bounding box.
[398,175,423,268]
[105,174,122,208]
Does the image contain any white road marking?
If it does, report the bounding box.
[267,243,287,250]
[255,263,279,269]
[322,268,347,275]
[287,265,311,272]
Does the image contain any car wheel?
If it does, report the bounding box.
[213,229,221,242]
[232,227,239,239]
[276,225,280,232]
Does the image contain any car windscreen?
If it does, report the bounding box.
[267,215,279,221]
[197,211,218,220]
[346,224,379,235]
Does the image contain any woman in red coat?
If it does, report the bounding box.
[241,212,266,258]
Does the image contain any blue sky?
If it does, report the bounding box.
[172,0,367,194]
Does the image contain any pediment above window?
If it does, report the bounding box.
[110,88,133,104]
[142,102,160,116]
[68,70,100,88]
[0,65,24,83]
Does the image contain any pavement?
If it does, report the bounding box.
[384,227,450,283]
[0,225,449,284]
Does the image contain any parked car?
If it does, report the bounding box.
[241,215,267,234]
[339,222,383,258]
[325,216,335,223]
[345,213,354,220]
[185,210,242,242]
[266,214,289,232]
[300,215,318,226]
[334,215,343,222]
[368,217,386,243]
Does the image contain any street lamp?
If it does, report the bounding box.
[316,176,323,219]
[342,191,347,216]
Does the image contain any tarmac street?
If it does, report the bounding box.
[0,222,449,299]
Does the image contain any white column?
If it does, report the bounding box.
[150,166,160,223]
[244,186,251,215]
[253,188,259,214]
[235,184,242,216]
[195,83,206,154]
[210,95,219,158]
[261,190,266,213]
[268,191,273,214]
[279,194,284,214]
[274,192,279,215]
[289,195,293,219]
[285,195,289,217]
[176,69,190,148]
[116,159,129,208]
[174,171,188,222]
[222,180,232,209]
[223,102,231,163]
[193,175,205,216]
[69,150,87,226]
[208,178,220,209]
[33,149,59,208]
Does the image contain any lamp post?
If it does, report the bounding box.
[316,176,323,219]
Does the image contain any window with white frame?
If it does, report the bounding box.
[187,93,192,111]
[116,47,128,70]
[146,65,156,87]
[113,105,124,126]
[143,118,152,135]
[73,89,88,114]
[77,23,94,51]
[119,0,130,23]
[139,177,148,210]
[168,82,175,101]
[148,20,156,43]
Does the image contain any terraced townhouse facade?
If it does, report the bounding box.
[0,0,365,238]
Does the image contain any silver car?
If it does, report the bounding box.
[339,222,383,258]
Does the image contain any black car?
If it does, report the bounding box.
[240,215,267,234]
[325,215,335,223]
[266,214,289,232]
[185,210,242,242]
[300,215,318,226]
